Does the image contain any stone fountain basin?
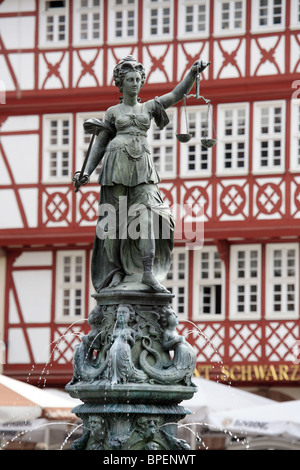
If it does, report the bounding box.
[66,381,197,405]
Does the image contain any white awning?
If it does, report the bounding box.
[209,400,300,439]
[182,377,274,423]
[0,374,80,424]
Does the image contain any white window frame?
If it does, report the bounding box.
[251,0,286,33]
[193,246,225,320]
[290,99,300,172]
[55,250,86,322]
[290,0,300,29]
[43,114,73,183]
[180,105,213,178]
[266,243,299,319]
[253,100,285,174]
[148,108,176,179]
[143,0,174,42]
[107,0,138,44]
[214,0,246,36]
[230,244,262,320]
[76,112,104,183]
[177,0,210,39]
[163,247,189,320]
[217,103,249,175]
[73,0,103,46]
[39,0,69,48]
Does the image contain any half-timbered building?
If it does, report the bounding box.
[0,0,300,400]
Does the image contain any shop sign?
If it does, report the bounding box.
[196,363,300,382]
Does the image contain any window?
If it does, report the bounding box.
[144,0,173,40]
[74,0,103,44]
[253,101,285,173]
[163,248,188,319]
[291,99,300,171]
[266,244,299,319]
[56,251,86,321]
[230,245,261,319]
[193,247,225,319]
[290,0,300,28]
[214,0,245,35]
[217,104,249,174]
[148,109,176,178]
[178,0,209,38]
[40,0,69,47]
[252,0,285,31]
[43,115,72,181]
[180,106,213,176]
[108,0,138,42]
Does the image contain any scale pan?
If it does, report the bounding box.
[176,133,192,143]
[201,138,216,148]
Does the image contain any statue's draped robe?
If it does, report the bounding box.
[91,97,174,291]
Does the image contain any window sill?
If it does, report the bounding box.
[250,26,286,35]
[213,30,246,38]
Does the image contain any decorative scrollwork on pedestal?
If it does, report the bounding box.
[69,302,196,388]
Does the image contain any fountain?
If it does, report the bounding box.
[65,55,212,451]
[1,318,246,451]
[66,300,197,450]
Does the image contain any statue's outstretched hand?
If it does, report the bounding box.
[192,60,210,74]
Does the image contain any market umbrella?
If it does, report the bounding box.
[0,374,79,424]
[182,377,275,423]
[208,399,300,439]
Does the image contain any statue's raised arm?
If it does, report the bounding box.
[159,60,210,109]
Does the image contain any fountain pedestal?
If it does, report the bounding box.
[66,289,197,450]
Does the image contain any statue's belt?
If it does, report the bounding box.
[109,131,150,161]
[117,130,147,137]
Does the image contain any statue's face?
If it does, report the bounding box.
[122,71,142,97]
[116,305,130,325]
[166,308,178,327]
[90,417,101,430]
[89,416,105,440]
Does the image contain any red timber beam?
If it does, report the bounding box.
[1,71,299,117]
[0,222,300,248]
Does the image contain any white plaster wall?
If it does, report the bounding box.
[0,12,35,91]
[7,251,53,365]
[12,270,52,323]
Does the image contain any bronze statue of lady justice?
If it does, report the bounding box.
[73,56,209,294]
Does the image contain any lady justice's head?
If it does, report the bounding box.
[113,56,146,94]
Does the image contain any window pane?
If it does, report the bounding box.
[231,246,261,317]
[57,252,85,319]
[196,248,223,318]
